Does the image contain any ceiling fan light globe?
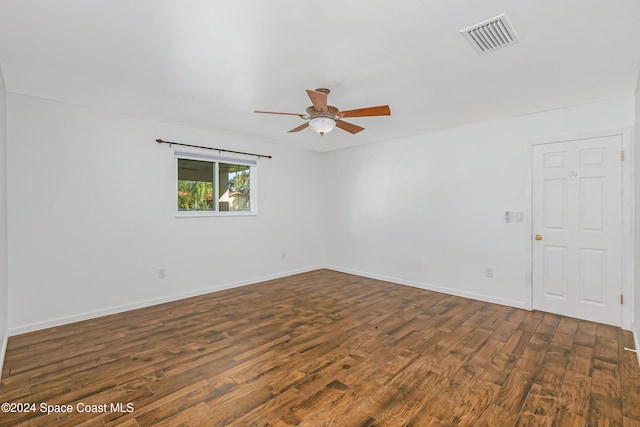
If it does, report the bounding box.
[309,117,336,135]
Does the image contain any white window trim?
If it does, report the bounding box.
[174,149,258,217]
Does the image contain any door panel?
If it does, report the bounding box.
[544,179,567,229]
[579,177,605,231]
[543,246,568,298]
[579,248,606,304]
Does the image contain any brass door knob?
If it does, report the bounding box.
[535,234,542,241]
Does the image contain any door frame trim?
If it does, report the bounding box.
[525,128,633,330]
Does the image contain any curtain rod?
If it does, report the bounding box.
[156,139,272,159]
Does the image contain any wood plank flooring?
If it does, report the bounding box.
[1,269,639,426]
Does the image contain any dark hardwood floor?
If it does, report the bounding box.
[1,269,639,426]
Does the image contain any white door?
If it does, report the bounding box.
[532,135,622,326]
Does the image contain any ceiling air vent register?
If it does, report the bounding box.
[461,14,520,54]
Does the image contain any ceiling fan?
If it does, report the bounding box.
[254,88,391,136]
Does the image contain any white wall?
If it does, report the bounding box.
[0,66,8,376]
[324,96,635,312]
[6,94,324,333]
[635,70,640,354]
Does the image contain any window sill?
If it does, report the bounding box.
[175,211,257,218]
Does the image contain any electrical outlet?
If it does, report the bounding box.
[485,267,493,278]
[158,268,166,279]
[281,252,286,260]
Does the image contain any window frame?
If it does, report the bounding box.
[174,149,258,217]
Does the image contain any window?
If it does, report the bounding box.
[218,163,251,212]
[178,159,214,211]
[175,150,256,216]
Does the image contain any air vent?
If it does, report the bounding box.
[461,14,520,55]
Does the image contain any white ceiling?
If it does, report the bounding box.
[1,1,639,152]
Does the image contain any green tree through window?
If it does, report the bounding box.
[177,158,214,211]
[178,180,214,210]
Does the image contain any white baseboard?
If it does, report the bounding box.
[8,265,323,337]
[324,265,529,310]
[0,331,7,381]
[633,325,640,369]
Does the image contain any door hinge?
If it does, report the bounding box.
[621,151,625,161]
[621,294,624,304]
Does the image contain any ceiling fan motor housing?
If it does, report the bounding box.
[306,105,339,118]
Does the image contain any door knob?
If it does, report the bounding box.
[535,234,542,241]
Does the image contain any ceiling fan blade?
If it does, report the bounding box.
[338,105,391,118]
[335,120,365,134]
[254,110,306,118]
[306,89,328,112]
[288,122,310,133]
